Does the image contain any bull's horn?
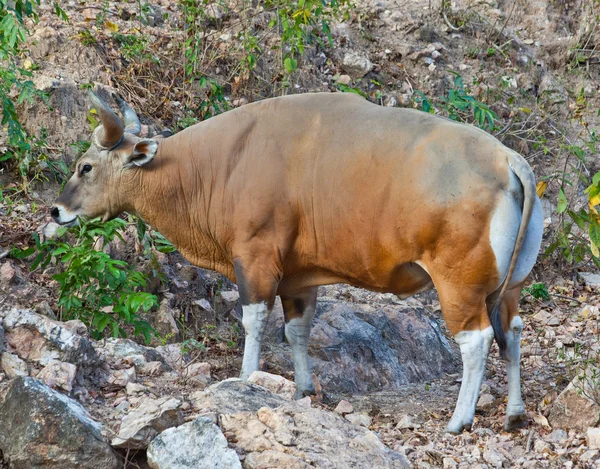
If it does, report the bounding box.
[112,92,141,136]
[88,90,124,149]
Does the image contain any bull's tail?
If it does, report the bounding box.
[489,152,537,360]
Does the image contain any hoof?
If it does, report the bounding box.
[504,413,527,432]
[294,387,316,400]
[446,420,473,434]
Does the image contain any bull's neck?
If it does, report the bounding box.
[129,132,233,278]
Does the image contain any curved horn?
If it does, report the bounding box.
[112,93,141,136]
[88,90,124,149]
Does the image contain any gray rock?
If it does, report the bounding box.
[342,51,373,78]
[265,299,457,395]
[37,361,77,392]
[1,308,98,368]
[0,352,29,378]
[548,368,600,431]
[579,272,600,289]
[219,388,410,468]
[0,324,4,352]
[147,417,241,469]
[191,378,289,415]
[112,396,183,449]
[154,298,180,340]
[0,376,118,469]
[96,337,168,368]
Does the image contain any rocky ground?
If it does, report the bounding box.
[1,0,600,467]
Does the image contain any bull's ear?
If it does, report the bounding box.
[123,139,158,167]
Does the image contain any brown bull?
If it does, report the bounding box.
[52,90,543,433]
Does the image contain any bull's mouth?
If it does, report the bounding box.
[56,217,79,227]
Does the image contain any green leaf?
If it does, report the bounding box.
[557,188,567,214]
[284,57,297,73]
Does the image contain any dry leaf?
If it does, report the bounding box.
[536,181,547,198]
[105,21,119,33]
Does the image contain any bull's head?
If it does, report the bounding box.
[51,90,159,225]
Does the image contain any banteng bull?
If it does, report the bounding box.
[52,90,543,433]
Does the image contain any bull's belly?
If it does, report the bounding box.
[277,261,434,298]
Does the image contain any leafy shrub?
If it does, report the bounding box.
[12,219,158,342]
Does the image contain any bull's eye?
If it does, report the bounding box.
[81,164,92,175]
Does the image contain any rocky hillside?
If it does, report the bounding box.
[1,0,600,467]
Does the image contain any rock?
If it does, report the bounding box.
[0,352,29,378]
[215,290,240,314]
[0,376,118,468]
[247,371,296,400]
[335,399,354,414]
[532,309,561,326]
[220,399,410,468]
[0,324,4,352]
[548,369,600,431]
[538,73,567,105]
[264,300,457,394]
[483,448,504,468]
[183,361,211,380]
[154,297,180,340]
[336,74,352,85]
[476,393,495,409]
[191,378,289,414]
[156,344,183,369]
[395,414,421,430]
[126,382,148,395]
[443,457,457,468]
[342,51,373,78]
[107,366,136,388]
[588,428,600,449]
[112,396,183,449]
[37,361,77,392]
[147,417,241,469]
[1,308,98,368]
[546,428,567,443]
[579,272,600,289]
[97,337,167,368]
[346,412,372,428]
[140,361,165,376]
[0,261,16,286]
[533,439,552,454]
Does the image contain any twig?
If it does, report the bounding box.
[0,250,9,259]
[526,430,534,453]
[442,11,460,31]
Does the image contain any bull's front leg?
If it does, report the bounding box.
[234,259,279,380]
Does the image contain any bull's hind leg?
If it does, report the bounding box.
[438,286,494,434]
[281,287,318,398]
[501,284,527,431]
[234,259,279,380]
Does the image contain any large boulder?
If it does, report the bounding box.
[147,417,241,469]
[0,376,118,469]
[0,308,98,369]
[191,378,289,415]
[264,297,457,395]
[217,383,410,468]
[548,368,600,431]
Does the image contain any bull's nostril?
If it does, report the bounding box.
[50,207,60,220]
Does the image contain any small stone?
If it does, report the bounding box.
[336,74,352,85]
[0,262,17,286]
[140,361,164,376]
[483,449,504,469]
[443,457,457,469]
[477,393,495,409]
[546,428,567,443]
[183,362,211,378]
[396,414,421,430]
[588,427,600,449]
[126,382,148,395]
[108,367,136,388]
[533,439,552,453]
[345,412,372,428]
[247,371,296,400]
[431,50,441,60]
[37,361,77,392]
[579,272,600,289]
[335,399,354,414]
[342,51,373,78]
[1,352,29,378]
[533,310,561,326]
